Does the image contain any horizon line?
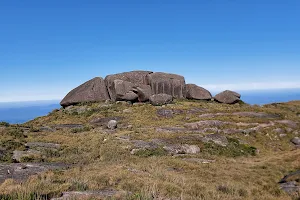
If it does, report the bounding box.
[1,87,300,103]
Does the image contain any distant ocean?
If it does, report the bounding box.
[0,89,300,124]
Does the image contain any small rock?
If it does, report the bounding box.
[51,190,120,200]
[163,144,200,155]
[25,142,61,149]
[183,158,216,164]
[273,128,285,134]
[291,137,300,145]
[149,94,173,106]
[156,109,174,118]
[107,120,118,130]
[201,134,229,147]
[123,108,132,113]
[279,134,287,138]
[13,150,42,162]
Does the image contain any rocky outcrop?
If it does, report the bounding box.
[104,71,152,101]
[147,72,186,98]
[214,90,241,104]
[60,70,242,106]
[60,77,110,107]
[112,80,138,101]
[185,84,212,100]
[279,170,300,195]
[149,94,173,106]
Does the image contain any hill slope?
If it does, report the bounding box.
[0,100,299,199]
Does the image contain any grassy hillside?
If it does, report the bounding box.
[0,99,299,200]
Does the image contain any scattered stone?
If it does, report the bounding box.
[107,120,118,130]
[233,112,281,119]
[187,108,209,114]
[51,189,120,200]
[183,158,216,164]
[147,72,186,98]
[156,109,174,118]
[273,128,285,134]
[39,126,55,132]
[0,163,68,184]
[12,150,41,162]
[123,108,132,113]
[131,140,158,150]
[276,120,298,129]
[60,77,110,107]
[279,134,287,138]
[163,144,200,155]
[185,84,212,100]
[53,124,84,130]
[90,117,123,126]
[25,142,61,150]
[214,90,241,104]
[279,170,300,195]
[184,120,230,130]
[149,94,173,106]
[291,137,300,145]
[201,134,229,147]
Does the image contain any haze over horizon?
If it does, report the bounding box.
[1,1,300,102]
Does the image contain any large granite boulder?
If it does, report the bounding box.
[147,72,186,99]
[60,77,110,107]
[214,90,241,104]
[149,94,173,106]
[185,84,212,100]
[105,71,153,101]
[113,80,138,101]
[133,85,152,102]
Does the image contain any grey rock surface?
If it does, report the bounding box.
[147,72,186,98]
[105,71,153,101]
[60,77,110,107]
[214,90,241,104]
[185,84,212,100]
[149,94,173,106]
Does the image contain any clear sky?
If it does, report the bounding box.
[0,0,300,102]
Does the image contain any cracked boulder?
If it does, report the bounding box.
[147,72,186,98]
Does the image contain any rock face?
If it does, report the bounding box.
[185,84,212,100]
[147,72,186,98]
[105,71,153,101]
[149,94,173,106]
[214,90,241,104]
[60,77,110,107]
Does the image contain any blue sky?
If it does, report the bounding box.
[0,0,300,102]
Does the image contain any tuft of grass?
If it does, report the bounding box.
[134,147,168,157]
[202,138,257,157]
[70,126,91,133]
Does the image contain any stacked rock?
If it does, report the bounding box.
[60,70,241,107]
